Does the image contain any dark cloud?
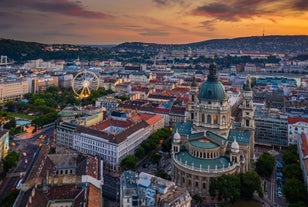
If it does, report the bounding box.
[192,2,264,22]
[293,0,308,10]
[0,0,111,19]
[0,24,13,29]
[192,0,308,22]
[139,30,169,36]
[200,20,217,31]
[152,0,185,6]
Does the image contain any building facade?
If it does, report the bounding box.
[171,63,254,197]
[288,116,308,145]
[0,78,29,102]
[0,129,9,160]
[120,171,191,207]
[255,107,288,147]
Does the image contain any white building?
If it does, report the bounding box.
[288,116,308,145]
[72,120,151,171]
[120,171,191,207]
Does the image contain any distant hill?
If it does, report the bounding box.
[1,36,307,63]
[115,35,308,53]
[0,39,112,63]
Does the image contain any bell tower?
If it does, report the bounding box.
[187,74,198,122]
[240,75,255,159]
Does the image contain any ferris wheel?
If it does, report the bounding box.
[72,70,99,98]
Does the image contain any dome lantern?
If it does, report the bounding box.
[231,137,240,153]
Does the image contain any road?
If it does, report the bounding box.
[0,126,54,198]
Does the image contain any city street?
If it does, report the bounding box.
[0,126,54,198]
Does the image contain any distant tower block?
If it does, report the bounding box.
[0,56,7,64]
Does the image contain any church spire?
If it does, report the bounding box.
[207,63,218,81]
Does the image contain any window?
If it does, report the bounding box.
[192,94,195,102]
[195,181,198,187]
[202,114,205,122]
[213,114,218,124]
[246,119,249,127]
[222,116,226,126]
[207,115,211,124]
[191,113,194,120]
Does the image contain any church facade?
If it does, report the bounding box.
[171,63,255,197]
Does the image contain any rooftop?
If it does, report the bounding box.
[175,150,231,170]
[190,140,219,149]
[174,122,192,136]
[228,129,251,145]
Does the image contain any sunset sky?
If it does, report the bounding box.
[1,0,308,44]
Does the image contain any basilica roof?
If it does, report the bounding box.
[228,129,251,145]
[198,63,227,102]
[175,150,231,170]
[190,140,219,149]
[173,122,192,136]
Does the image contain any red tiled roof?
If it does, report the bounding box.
[77,120,149,144]
[130,113,163,125]
[87,156,99,179]
[301,133,308,157]
[170,106,186,115]
[91,118,134,130]
[288,116,308,124]
[154,108,170,114]
[87,184,102,207]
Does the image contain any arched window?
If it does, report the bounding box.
[213,114,218,124]
[246,119,249,127]
[222,116,226,126]
[207,115,211,124]
[191,113,194,120]
[202,114,205,122]
[182,177,185,183]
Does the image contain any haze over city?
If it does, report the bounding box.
[1,0,308,44]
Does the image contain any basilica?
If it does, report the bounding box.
[171,63,255,197]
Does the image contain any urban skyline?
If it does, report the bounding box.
[0,0,308,44]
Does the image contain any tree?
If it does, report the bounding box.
[192,194,202,204]
[240,171,263,199]
[154,169,171,180]
[0,189,20,207]
[3,151,20,174]
[283,178,306,204]
[161,139,172,152]
[135,147,145,159]
[150,152,161,169]
[209,174,240,202]
[283,145,298,165]
[282,163,303,180]
[255,152,275,177]
[120,155,138,170]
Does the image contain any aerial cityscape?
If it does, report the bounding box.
[0,1,308,207]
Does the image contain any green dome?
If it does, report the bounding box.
[199,81,227,101]
[198,63,227,101]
